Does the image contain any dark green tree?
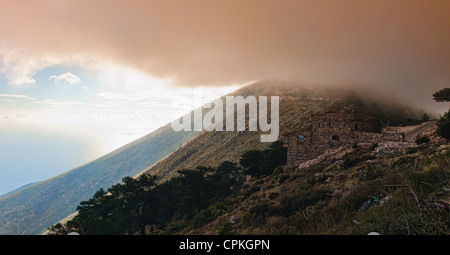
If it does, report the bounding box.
[67,188,122,234]
[126,174,158,235]
[239,141,287,178]
[436,112,450,139]
[432,88,450,139]
[173,168,208,214]
[59,141,288,235]
[216,161,240,177]
[66,174,158,235]
[432,88,450,102]
[239,150,264,179]
[260,141,287,175]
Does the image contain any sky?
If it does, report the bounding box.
[0,62,239,195]
[0,0,449,194]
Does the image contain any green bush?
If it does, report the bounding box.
[407,167,448,195]
[271,166,283,178]
[218,221,234,235]
[243,185,260,199]
[352,189,449,235]
[240,211,253,227]
[240,141,287,179]
[436,112,450,139]
[360,165,384,181]
[415,136,430,145]
[406,147,419,154]
[278,188,330,216]
[240,202,271,227]
[191,206,225,229]
[342,153,375,169]
[278,174,290,184]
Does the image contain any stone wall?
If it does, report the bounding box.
[349,132,403,144]
[283,111,403,168]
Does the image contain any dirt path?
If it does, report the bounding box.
[404,121,437,142]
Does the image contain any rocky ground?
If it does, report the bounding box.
[177,131,449,235]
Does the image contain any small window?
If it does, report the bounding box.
[332,135,339,141]
[319,122,323,127]
[329,122,334,127]
[297,135,305,144]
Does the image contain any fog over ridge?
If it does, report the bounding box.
[0,0,449,112]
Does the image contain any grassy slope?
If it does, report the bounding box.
[146,80,427,182]
[0,125,198,235]
[140,80,445,235]
[147,81,338,181]
[164,136,449,235]
[0,182,41,200]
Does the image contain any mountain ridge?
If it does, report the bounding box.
[0,182,41,200]
[144,80,431,182]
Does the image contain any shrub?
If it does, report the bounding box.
[191,205,225,228]
[240,202,271,227]
[370,143,378,150]
[360,165,384,181]
[436,112,450,139]
[278,188,329,217]
[271,166,283,178]
[342,155,359,168]
[217,221,234,235]
[240,211,253,227]
[406,147,419,154]
[278,174,290,184]
[242,185,260,199]
[342,153,376,169]
[415,136,430,145]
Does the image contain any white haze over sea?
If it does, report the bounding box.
[0,120,106,196]
[0,84,241,197]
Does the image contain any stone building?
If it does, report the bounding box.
[283,109,404,168]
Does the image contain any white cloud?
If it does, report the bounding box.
[0,45,104,87]
[0,46,59,86]
[0,94,36,100]
[49,72,81,85]
[10,76,36,86]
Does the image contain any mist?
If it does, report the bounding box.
[0,0,449,112]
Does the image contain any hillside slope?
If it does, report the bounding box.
[48,80,446,235]
[0,125,198,235]
[177,134,449,235]
[0,182,41,200]
[144,81,448,235]
[146,80,428,181]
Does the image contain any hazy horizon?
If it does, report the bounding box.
[0,84,239,196]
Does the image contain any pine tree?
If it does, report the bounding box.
[432,88,450,102]
[432,88,450,139]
